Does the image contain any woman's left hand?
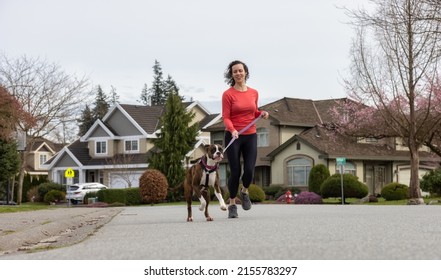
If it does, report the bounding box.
[261,111,269,119]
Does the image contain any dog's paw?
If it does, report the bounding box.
[220,205,227,211]
[187,217,193,222]
[206,216,213,222]
[199,204,206,212]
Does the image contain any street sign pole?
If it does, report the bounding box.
[336,158,346,205]
[65,168,75,207]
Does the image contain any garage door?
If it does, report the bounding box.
[109,171,144,189]
[398,167,431,196]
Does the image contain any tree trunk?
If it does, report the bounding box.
[16,152,27,205]
[408,146,424,204]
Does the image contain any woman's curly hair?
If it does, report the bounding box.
[224,60,249,86]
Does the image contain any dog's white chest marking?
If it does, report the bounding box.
[200,171,216,187]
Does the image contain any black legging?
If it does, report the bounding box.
[225,131,257,199]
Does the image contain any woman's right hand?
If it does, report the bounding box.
[232,130,239,139]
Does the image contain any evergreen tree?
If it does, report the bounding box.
[94,85,110,120]
[139,83,150,105]
[77,104,95,136]
[149,60,166,105]
[149,92,199,197]
[164,75,184,101]
[109,85,120,106]
[0,139,20,184]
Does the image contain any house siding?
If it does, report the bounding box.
[107,109,142,136]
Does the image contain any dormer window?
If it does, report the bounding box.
[125,139,139,152]
[39,154,47,166]
[96,141,107,155]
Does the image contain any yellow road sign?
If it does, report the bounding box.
[65,168,75,178]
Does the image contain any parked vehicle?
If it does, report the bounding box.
[66,182,107,204]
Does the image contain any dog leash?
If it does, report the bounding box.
[224,113,263,152]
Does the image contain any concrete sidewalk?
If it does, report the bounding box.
[1,204,441,260]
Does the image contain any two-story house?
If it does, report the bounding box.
[44,101,220,188]
[204,97,441,195]
[24,137,63,181]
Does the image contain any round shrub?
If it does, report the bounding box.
[381,183,408,201]
[308,164,330,195]
[44,190,65,204]
[139,169,169,204]
[320,173,368,201]
[294,191,323,204]
[420,169,441,196]
[263,185,285,200]
[38,182,65,202]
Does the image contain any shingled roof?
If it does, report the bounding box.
[118,104,164,134]
[204,97,350,132]
[268,125,438,161]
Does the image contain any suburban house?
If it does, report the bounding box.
[204,97,441,195]
[24,138,63,180]
[44,102,220,188]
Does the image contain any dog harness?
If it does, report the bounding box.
[199,156,219,189]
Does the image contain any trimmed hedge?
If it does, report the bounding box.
[320,173,368,201]
[381,183,408,201]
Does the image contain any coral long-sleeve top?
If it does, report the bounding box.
[222,87,261,135]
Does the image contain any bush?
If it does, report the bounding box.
[420,169,441,196]
[44,190,65,204]
[274,187,301,200]
[139,169,168,204]
[320,173,368,202]
[294,191,323,204]
[263,185,284,200]
[308,164,330,195]
[224,184,266,202]
[37,182,65,202]
[381,183,408,201]
[96,188,142,205]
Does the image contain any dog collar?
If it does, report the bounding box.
[200,156,219,173]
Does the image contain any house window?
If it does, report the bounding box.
[96,141,107,154]
[296,142,301,150]
[287,157,312,187]
[257,128,269,147]
[212,132,224,146]
[125,140,139,152]
[336,161,356,176]
[39,154,47,166]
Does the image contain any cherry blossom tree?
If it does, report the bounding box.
[335,0,441,203]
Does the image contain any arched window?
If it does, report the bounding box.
[287,157,312,187]
[257,128,269,147]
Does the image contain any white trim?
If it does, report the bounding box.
[81,119,116,141]
[202,113,222,129]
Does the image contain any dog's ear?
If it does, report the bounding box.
[204,144,210,152]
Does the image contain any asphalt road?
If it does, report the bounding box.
[1,203,441,260]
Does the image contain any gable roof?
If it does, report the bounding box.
[45,139,150,168]
[268,125,439,162]
[203,97,351,132]
[118,104,164,134]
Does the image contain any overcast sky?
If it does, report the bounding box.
[1,0,369,114]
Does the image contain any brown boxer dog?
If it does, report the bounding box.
[184,144,227,221]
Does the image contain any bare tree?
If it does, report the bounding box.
[0,54,91,204]
[337,0,441,203]
[106,153,140,188]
